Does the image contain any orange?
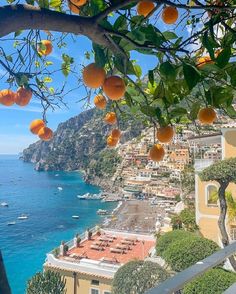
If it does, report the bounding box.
[70,0,87,6]
[0,89,16,106]
[83,63,106,89]
[162,6,179,24]
[15,87,32,106]
[94,95,107,110]
[107,136,118,148]
[198,107,217,125]
[103,76,126,101]
[156,126,175,143]
[197,56,214,69]
[111,129,121,140]
[137,1,155,17]
[38,127,53,141]
[30,119,45,135]
[68,1,80,14]
[149,144,165,162]
[38,40,53,56]
[104,112,117,125]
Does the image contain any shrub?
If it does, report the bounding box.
[179,208,198,232]
[156,230,192,257]
[163,236,219,272]
[112,260,169,294]
[183,268,236,294]
[27,270,66,294]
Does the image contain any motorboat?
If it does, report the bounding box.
[7,221,16,226]
[58,187,63,191]
[1,202,9,207]
[72,215,79,219]
[77,195,86,200]
[97,209,109,215]
[18,214,28,220]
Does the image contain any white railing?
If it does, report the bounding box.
[45,254,120,278]
[194,159,216,172]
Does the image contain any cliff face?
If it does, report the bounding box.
[22,108,144,186]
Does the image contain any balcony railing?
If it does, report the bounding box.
[194,159,216,172]
[145,241,236,294]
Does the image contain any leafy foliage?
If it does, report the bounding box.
[200,158,236,184]
[156,230,193,257]
[26,270,66,294]
[162,236,219,272]
[179,208,198,232]
[183,268,236,294]
[112,260,169,294]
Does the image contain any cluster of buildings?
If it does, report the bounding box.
[113,127,194,200]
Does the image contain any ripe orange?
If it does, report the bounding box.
[198,107,217,125]
[94,94,107,110]
[197,56,214,69]
[107,135,118,148]
[83,63,106,89]
[38,40,53,56]
[68,1,80,14]
[70,0,87,6]
[149,144,165,162]
[38,127,53,141]
[162,6,179,24]
[30,119,45,135]
[137,1,155,17]
[0,89,16,106]
[15,87,32,106]
[111,129,121,140]
[156,126,175,143]
[103,76,126,101]
[104,112,117,125]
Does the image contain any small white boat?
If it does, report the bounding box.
[1,202,9,207]
[7,221,16,226]
[97,209,109,215]
[18,214,28,220]
[77,195,86,200]
[55,174,59,177]
[58,187,63,191]
[72,215,79,219]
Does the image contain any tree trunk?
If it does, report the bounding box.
[218,183,236,271]
[0,250,11,294]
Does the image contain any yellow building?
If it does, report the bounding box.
[192,127,236,245]
[44,228,155,294]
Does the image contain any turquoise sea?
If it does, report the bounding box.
[0,155,116,294]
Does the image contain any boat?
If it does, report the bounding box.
[18,214,28,220]
[97,209,109,215]
[7,221,16,226]
[84,193,102,200]
[77,195,86,200]
[72,215,80,219]
[58,187,63,191]
[55,174,59,177]
[0,202,9,207]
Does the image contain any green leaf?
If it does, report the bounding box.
[44,76,53,83]
[50,0,62,8]
[148,70,154,86]
[6,55,13,63]
[114,57,135,75]
[14,30,23,38]
[140,105,157,117]
[183,63,201,90]
[133,64,142,79]
[113,16,127,31]
[93,43,106,68]
[170,107,187,118]
[159,61,176,81]
[162,31,178,40]
[189,102,201,120]
[216,47,231,68]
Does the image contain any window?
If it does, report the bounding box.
[91,280,99,286]
[207,185,218,206]
[91,289,99,294]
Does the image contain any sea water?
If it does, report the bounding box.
[0,155,115,294]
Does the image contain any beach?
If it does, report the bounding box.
[104,200,166,233]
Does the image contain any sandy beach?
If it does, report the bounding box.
[104,200,166,233]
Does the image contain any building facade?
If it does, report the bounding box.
[192,127,236,245]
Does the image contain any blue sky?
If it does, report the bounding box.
[0,4,192,154]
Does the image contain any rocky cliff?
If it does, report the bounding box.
[22,107,144,188]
